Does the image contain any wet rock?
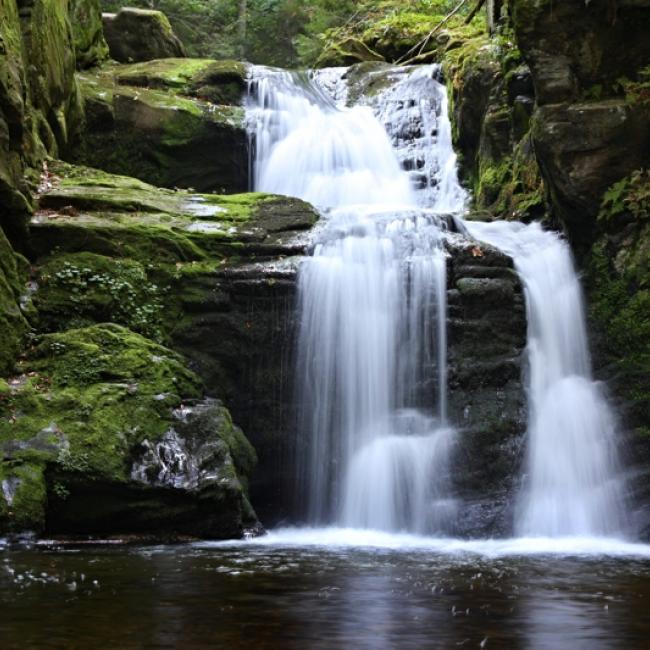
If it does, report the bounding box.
[102,8,186,64]
[531,99,650,246]
[447,241,527,536]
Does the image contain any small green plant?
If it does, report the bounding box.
[43,258,166,341]
[51,482,70,500]
[599,169,650,223]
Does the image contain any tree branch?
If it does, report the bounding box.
[396,0,470,66]
[464,0,487,25]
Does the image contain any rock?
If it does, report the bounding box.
[509,0,650,246]
[447,241,527,536]
[102,8,186,63]
[69,0,109,69]
[29,161,318,263]
[26,161,317,524]
[71,60,249,193]
[0,228,29,376]
[531,99,650,246]
[511,0,650,106]
[0,323,258,538]
[0,0,83,243]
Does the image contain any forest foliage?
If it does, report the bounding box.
[100,0,476,67]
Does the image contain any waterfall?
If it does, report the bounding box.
[247,62,629,540]
[464,220,628,537]
[247,65,464,533]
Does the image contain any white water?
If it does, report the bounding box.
[198,527,650,558]
[248,65,463,533]
[247,63,633,544]
[465,221,628,537]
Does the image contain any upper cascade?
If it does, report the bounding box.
[246,64,466,533]
[246,64,467,213]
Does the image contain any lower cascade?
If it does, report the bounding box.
[247,64,629,539]
[465,221,628,537]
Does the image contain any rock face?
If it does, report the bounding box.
[504,1,650,536]
[0,0,99,370]
[447,236,527,535]
[0,0,87,243]
[510,0,650,248]
[442,25,546,222]
[70,0,109,69]
[25,161,316,526]
[102,8,186,63]
[71,59,249,193]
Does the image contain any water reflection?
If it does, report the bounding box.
[1,538,650,648]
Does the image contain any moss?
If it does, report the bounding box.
[31,163,313,266]
[0,324,201,532]
[35,252,166,341]
[114,58,247,106]
[588,173,650,433]
[72,65,247,193]
[315,4,486,67]
[0,323,261,534]
[0,228,29,375]
[0,323,202,487]
[69,0,109,69]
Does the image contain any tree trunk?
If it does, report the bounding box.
[238,0,248,60]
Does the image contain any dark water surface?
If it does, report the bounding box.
[2,531,650,649]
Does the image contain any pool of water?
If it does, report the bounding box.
[2,529,650,649]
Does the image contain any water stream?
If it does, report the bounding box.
[247,63,631,541]
[248,65,463,532]
[464,221,628,537]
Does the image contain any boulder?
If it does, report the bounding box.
[0,323,259,538]
[72,59,249,193]
[532,99,650,244]
[102,8,186,63]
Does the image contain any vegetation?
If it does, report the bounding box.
[100,0,479,67]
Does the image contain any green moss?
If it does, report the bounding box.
[315,3,486,66]
[35,252,166,340]
[0,324,202,488]
[588,173,650,432]
[0,322,262,534]
[0,461,48,531]
[70,0,109,69]
[0,228,29,375]
[114,58,246,104]
[73,65,246,193]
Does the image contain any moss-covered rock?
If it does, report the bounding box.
[102,7,186,63]
[0,228,29,375]
[29,161,316,265]
[0,0,88,244]
[70,60,248,193]
[70,0,109,69]
[20,0,83,156]
[0,323,258,537]
[442,26,546,221]
[314,7,486,67]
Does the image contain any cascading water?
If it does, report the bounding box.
[247,62,630,541]
[464,220,628,537]
[247,65,464,533]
